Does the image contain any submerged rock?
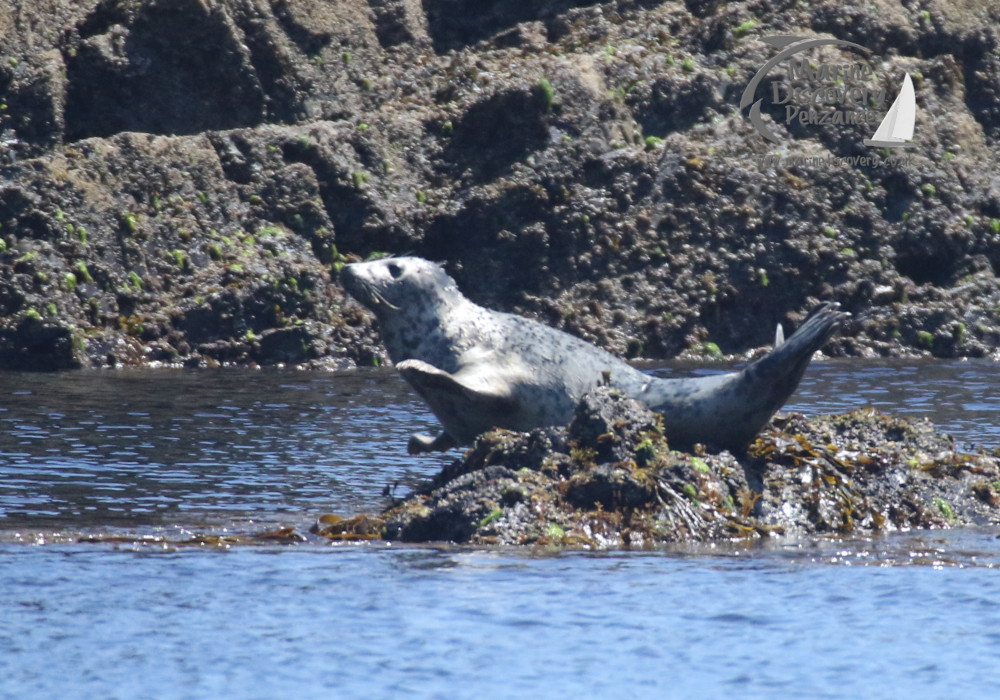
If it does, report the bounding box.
[380,387,1000,546]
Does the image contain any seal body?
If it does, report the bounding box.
[342,257,845,453]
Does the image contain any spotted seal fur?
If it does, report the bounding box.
[341,257,846,454]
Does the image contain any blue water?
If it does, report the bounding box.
[2,361,1000,698]
[4,537,1000,699]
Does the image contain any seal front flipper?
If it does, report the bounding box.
[396,358,521,448]
[396,359,519,412]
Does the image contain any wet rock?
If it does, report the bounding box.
[0,49,66,157]
[422,0,601,53]
[0,314,80,370]
[631,72,729,138]
[567,386,659,462]
[254,325,318,365]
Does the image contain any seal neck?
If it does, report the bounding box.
[378,292,475,368]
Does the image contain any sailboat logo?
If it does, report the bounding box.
[864,73,916,148]
[740,35,873,144]
[741,36,918,154]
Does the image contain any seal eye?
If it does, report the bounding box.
[387,262,403,279]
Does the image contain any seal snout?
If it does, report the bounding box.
[340,262,378,311]
[339,262,365,302]
[341,261,403,313]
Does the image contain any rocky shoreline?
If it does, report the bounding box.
[1,1,1000,370]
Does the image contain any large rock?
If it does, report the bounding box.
[1,0,1000,368]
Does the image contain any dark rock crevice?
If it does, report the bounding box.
[62,0,267,141]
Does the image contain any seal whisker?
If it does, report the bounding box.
[370,288,400,310]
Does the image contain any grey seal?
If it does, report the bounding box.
[341,257,846,454]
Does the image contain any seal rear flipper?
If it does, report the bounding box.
[648,303,846,453]
[736,302,848,434]
[408,431,458,455]
[395,359,520,414]
[752,302,846,379]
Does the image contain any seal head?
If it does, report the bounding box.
[342,257,476,375]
